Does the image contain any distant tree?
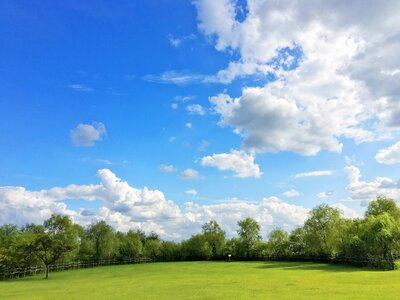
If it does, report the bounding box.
[160,241,180,261]
[267,229,289,257]
[288,227,306,256]
[182,234,212,260]
[237,218,261,258]
[119,230,143,261]
[303,205,342,257]
[202,221,226,258]
[86,221,117,262]
[25,215,78,279]
[365,196,400,220]
[144,239,161,260]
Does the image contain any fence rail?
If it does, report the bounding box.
[0,258,153,280]
[1,254,398,280]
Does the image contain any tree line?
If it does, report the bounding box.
[1,196,400,279]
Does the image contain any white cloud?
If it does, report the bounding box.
[195,0,400,155]
[331,203,361,219]
[201,149,262,178]
[293,170,334,179]
[185,189,198,196]
[168,36,181,48]
[375,141,400,165]
[143,71,204,85]
[180,168,200,180]
[159,165,176,173]
[0,169,360,239]
[171,103,179,110]
[70,122,106,147]
[168,34,196,48]
[317,191,334,199]
[169,136,176,143]
[68,84,94,93]
[345,165,400,205]
[186,122,192,129]
[174,95,195,102]
[282,189,300,198]
[186,104,206,116]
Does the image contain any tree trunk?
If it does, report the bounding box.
[45,265,49,279]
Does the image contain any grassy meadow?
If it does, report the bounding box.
[1,261,399,299]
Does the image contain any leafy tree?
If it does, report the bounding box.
[160,241,180,261]
[267,229,289,257]
[86,221,117,262]
[202,221,226,258]
[365,196,400,220]
[303,205,342,257]
[237,218,261,258]
[25,215,78,279]
[288,227,306,256]
[144,239,161,260]
[181,234,212,260]
[119,230,143,260]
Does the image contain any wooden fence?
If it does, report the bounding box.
[0,258,153,280]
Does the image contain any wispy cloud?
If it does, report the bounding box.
[167,33,196,48]
[68,84,94,93]
[159,164,176,172]
[143,70,205,85]
[293,170,334,179]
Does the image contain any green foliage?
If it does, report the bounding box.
[118,230,143,260]
[23,215,78,278]
[267,229,289,256]
[144,239,161,259]
[182,234,212,260]
[202,220,226,258]
[2,195,400,276]
[303,205,342,257]
[237,217,261,258]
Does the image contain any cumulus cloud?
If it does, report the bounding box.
[186,104,206,116]
[201,149,262,178]
[345,165,400,205]
[70,122,106,147]
[180,168,200,180]
[282,189,300,198]
[185,189,198,196]
[159,165,176,173]
[195,0,400,155]
[293,170,334,179]
[2,170,360,239]
[186,122,192,129]
[331,203,361,219]
[375,141,400,165]
[171,103,179,110]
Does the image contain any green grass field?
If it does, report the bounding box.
[1,261,400,299]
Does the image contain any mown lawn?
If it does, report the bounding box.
[1,261,399,299]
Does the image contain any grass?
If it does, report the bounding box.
[1,261,400,299]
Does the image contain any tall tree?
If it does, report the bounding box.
[202,221,226,258]
[303,205,342,257]
[87,221,116,262]
[26,215,78,279]
[237,218,261,258]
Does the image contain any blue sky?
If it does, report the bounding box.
[1,0,399,239]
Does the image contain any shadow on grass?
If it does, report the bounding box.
[256,261,375,273]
